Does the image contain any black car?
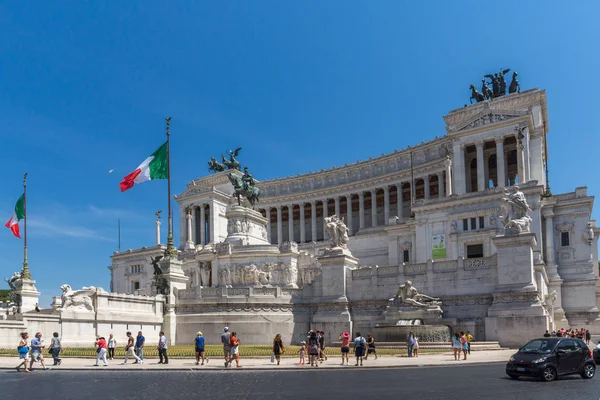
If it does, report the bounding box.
[506,337,595,381]
[593,343,600,364]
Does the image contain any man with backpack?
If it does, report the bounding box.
[221,327,231,367]
[353,332,366,366]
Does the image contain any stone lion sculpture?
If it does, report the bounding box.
[60,284,96,312]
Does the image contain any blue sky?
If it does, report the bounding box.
[1,1,598,305]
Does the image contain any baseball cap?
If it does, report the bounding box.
[224,327,229,332]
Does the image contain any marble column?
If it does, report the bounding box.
[383,186,390,224]
[523,127,531,183]
[452,142,465,194]
[495,137,506,188]
[423,176,430,200]
[476,140,485,191]
[288,204,294,243]
[396,183,403,219]
[208,204,213,243]
[185,207,194,249]
[265,207,272,244]
[322,199,328,235]
[371,189,377,227]
[544,209,556,266]
[311,201,317,242]
[200,204,206,245]
[346,194,353,234]
[358,192,365,229]
[191,207,197,245]
[517,140,525,185]
[445,158,453,195]
[334,197,340,217]
[437,172,444,199]
[277,206,283,245]
[299,204,306,243]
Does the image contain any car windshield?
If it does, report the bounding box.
[519,339,558,354]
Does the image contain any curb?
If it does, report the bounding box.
[0,360,508,372]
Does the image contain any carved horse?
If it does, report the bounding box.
[227,172,260,206]
[208,157,225,173]
[469,84,485,104]
[481,79,493,100]
[509,71,520,94]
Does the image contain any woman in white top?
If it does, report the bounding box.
[107,334,117,360]
[412,333,420,358]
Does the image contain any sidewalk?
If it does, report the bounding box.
[0,350,515,371]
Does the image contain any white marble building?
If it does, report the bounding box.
[109,88,599,346]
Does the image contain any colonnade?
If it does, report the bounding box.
[183,204,213,249]
[454,132,527,194]
[259,172,449,245]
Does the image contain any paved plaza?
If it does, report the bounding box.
[3,362,600,400]
[0,350,513,371]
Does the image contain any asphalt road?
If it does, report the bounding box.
[2,364,599,400]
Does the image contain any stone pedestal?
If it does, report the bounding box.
[225,205,270,246]
[159,257,189,345]
[60,311,96,347]
[485,233,550,347]
[15,279,40,313]
[312,252,357,341]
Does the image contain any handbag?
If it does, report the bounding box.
[96,348,101,354]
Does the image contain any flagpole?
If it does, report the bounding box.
[22,172,31,279]
[118,218,121,252]
[164,117,177,259]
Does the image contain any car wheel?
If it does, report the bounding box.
[542,366,557,382]
[507,374,519,380]
[581,363,595,379]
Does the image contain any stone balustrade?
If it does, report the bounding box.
[404,263,427,276]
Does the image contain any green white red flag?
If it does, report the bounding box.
[120,142,168,192]
[5,194,24,238]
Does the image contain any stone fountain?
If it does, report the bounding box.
[375,280,452,342]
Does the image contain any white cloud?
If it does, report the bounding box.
[27,217,115,242]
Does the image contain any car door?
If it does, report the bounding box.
[556,339,582,374]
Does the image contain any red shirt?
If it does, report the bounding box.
[96,338,107,349]
[230,337,239,347]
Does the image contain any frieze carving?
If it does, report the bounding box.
[200,287,220,297]
[176,304,295,314]
[404,263,427,275]
[279,241,299,253]
[215,242,233,255]
[218,262,299,288]
[492,292,540,304]
[441,295,493,307]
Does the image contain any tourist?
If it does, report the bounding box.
[364,333,377,360]
[15,331,30,373]
[123,331,142,364]
[107,333,116,360]
[94,336,108,366]
[308,331,319,367]
[586,329,591,345]
[459,332,468,360]
[339,331,350,366]
[318,331,327,362]
[50,332,62,366]
[451,333,461,361]
[412,333,420,358]
[466,331,474,354]
[230,331,241,367]
[195,331,207,365]
[353,332,366,366]
[157,331,168,364]
[273,334,285,365]
[551,330,557,337]
[298,341,306,365]
[29,332,47,370]
[222,327,231,367]
[407,331,414,357]
[543,330,551,337]
[134,331,145,364]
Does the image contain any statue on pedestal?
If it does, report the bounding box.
[498,186,532,235]
[222,148,242,170]
[199,261,211,287]
[390,280,441,308]
[227,167,261,206]
[324,215,349,251]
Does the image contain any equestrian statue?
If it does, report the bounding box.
[228,166,261,207]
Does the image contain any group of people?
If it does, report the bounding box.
[450,331,474,361]
[543,327,591,344]
[15,331,62,373]
[93,330,169,366]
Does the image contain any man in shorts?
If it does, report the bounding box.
[29,332,47,370]
[221,327,231,367]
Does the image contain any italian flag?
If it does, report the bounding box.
[120,142,168,192]
[5,194,24,238]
